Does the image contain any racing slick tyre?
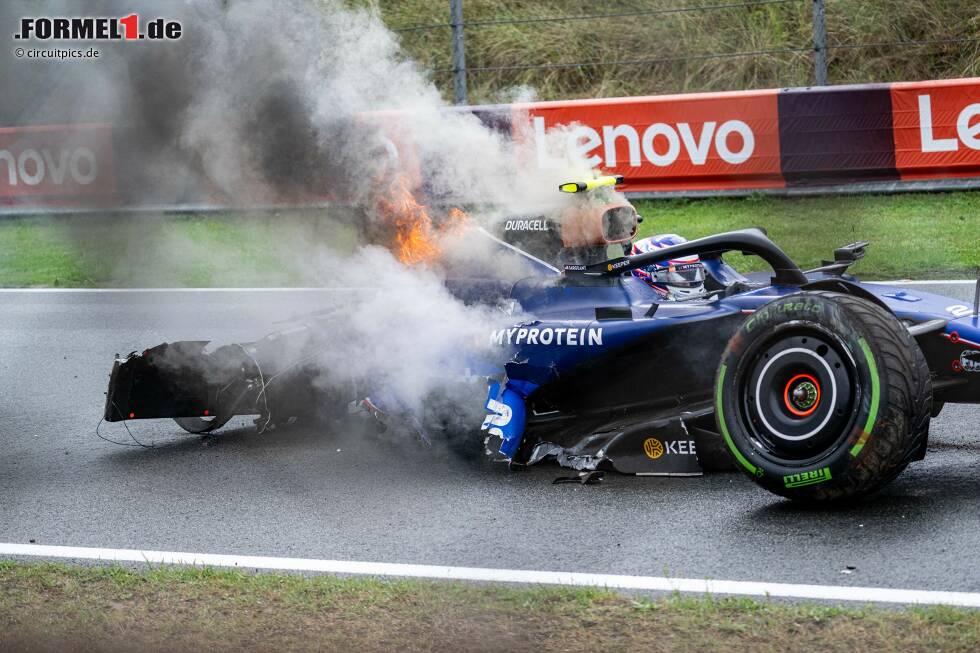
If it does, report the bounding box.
[715,292,931,503]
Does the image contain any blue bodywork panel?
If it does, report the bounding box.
[478,253,980,462]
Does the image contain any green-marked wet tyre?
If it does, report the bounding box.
[715,292,931,502]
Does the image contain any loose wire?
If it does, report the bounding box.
[95,401,154,449]
[435,47,809,74]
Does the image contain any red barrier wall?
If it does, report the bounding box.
[2,78,980,211]
[516,89,784,193]
[0,124,116,207]
[514,77,980,193]
[892,78,980,180]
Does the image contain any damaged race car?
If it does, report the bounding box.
[103,175,978,503]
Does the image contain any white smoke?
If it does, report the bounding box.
[2,0,612,442]
[152,0,594,214]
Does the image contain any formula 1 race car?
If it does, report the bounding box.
[103,177,978,503]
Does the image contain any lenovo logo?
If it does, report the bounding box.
[0,124,115,200]
[0,147,98,187]
[534,115,756,168]
[917,94,980,152]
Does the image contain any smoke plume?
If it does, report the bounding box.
[1,0,605,444]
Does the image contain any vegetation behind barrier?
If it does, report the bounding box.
[369,0,980,104]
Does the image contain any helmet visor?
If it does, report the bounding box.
[651,262,705,288]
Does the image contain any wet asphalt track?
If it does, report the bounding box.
[1,285,979,593]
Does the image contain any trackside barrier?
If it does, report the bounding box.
[1,77,979,212]
[515,77,980,194]
[0,123,117,209]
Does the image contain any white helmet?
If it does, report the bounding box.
[630,234,706,300]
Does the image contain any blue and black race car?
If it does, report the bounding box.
[103,177,978,503]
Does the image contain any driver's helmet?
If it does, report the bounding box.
[630,234,707,300]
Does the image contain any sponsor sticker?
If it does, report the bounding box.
[960,350,980,372]
[480,380,532,460]
[481,397,512,436]
[783,467,832,488]
[490,326,603,347]
[642,438,663,459]
[946,304,974,318]
[504,219,550,232]
[606,259,631,272]
[643,437,696,460]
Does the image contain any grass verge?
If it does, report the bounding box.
[0,209,359,288]
[2,561,979,652]
[634,191,980,280]
[0,191,977,287]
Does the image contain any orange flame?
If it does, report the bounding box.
[375,175,468,265]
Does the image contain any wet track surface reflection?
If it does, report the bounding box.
[1,288,979,591]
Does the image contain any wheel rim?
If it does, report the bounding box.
[739,327,858,465]
[783,373,821,417]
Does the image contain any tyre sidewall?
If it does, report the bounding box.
[716,293,884,498]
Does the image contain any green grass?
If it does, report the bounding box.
[368,0,980,104]
[0,191,977,287]
[0,217,91,287]
[1,561,979,652]
[634,192,980,279]
[0,209,359,288]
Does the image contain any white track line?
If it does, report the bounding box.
[2,543,979,607]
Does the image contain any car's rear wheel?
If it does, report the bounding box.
[715,292,931,502]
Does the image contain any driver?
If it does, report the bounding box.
[629,234,707,300]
